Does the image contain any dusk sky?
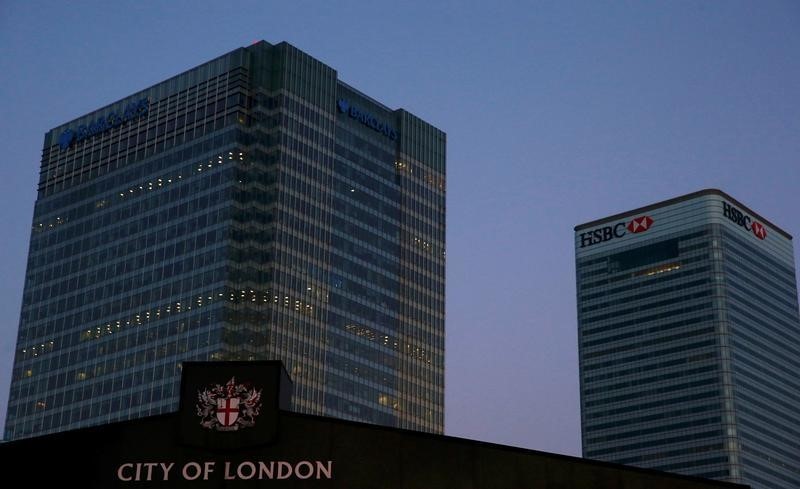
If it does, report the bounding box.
[1,1,799,454]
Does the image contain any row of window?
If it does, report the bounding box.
[23,229,226,323]
[584,377,718,408]
[584,389,719,421]
[35,134,244,220]
[279,147,445,244]
[9,371,183,437]
[729,307,800,370]
[648,456,731,473]
[276,219,443,303]
[583,339,716,374]
[18,276,227,360]
[583,364,718,397]
[728,288,800,337]
[738,458,798,489]
[586,428,723,457]
[580,265,710,303]
[735,368,800,416]
[582,326,716,362]
[739,431,800,482]
[26,223,225,306]
[581,313,714,350]
[725,264,798,310]
[584,350,715,385]
[738,407,800,461]
[586,416,722,444]
[581,278,710,314]
[34,158,230,238]
[330,312,442,367]
[579,251,710,291]
[736,391,798,442]
[41,69,246,192]
[581,301,712,338]
[10,336,216,420]
[29,173,232,268]
[612,442,723,466]
[723,230,796,283]
[334,157,399,202]
[581,289,712,325]
[42,104,241,194]
[586,401,721,433]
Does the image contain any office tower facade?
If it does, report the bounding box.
[6,41,445,440]
[575,189,800,489]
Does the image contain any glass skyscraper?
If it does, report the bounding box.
[575,189,800,489]
[6,41,445,440]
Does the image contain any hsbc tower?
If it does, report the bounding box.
[575,189,800,489]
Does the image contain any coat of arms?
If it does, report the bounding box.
[196,377,262,431]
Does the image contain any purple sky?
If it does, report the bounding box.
[1,1,799,454]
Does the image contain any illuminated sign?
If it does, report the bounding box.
[579,215,653,248]
[337,98,398,140]
[58,98,149,150]
[116,459,333,482]
[723,201,767,240]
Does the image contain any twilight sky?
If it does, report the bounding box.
[1,1,799,454]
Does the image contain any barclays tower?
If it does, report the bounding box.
[6,41,446,440]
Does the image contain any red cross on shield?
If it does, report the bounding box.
[217,397,239,426]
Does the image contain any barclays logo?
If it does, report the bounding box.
[58,98,149,150]
[337,98,398,141]
[58,129,76,150]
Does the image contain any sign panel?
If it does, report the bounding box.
[578,215,654,248]
[58,98,149,150]
[179,361,291,450]
[337,98,399,141]
[722,201,767,240]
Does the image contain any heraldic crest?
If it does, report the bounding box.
[196,377,262,431]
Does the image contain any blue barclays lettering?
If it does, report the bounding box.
[60,98,149,150]
[337,98,398,141]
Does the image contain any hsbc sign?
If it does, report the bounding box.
[723,201,767,240]
[579,215,654,248]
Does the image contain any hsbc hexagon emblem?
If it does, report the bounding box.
[751,221,767,240]
[627,215,653,234]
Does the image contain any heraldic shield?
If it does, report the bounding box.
[216,397,240,426]
[179,361,293,449]
[196,376,261,431]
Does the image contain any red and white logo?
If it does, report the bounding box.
[579,215,654,248]
[751,222,767,240]
[627,215,653,234]
[216,397,240,427]
[723,201,767,241]
[196,377,262,431]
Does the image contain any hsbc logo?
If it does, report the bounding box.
[579,215,654,248]
[723,201,767,240]
[627,215,653,234]
[752,222,767,240]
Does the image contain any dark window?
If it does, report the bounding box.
[609,238,680,272]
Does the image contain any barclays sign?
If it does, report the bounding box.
[58,98,150,150]
[337,99,398,141]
